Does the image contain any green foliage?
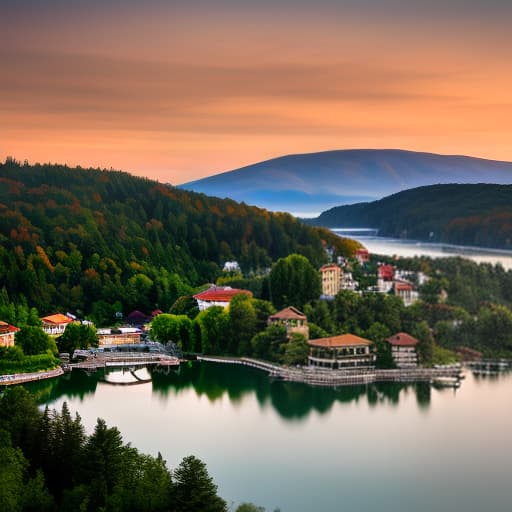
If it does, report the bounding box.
[195,307,230,354]
[57,323,98,354]
[228,294,257,356]
[308,183,512,250]
[412,321,434,366]
[15,326,54,356]
[151,313,194,351]
[236,504,266,512]
[432,345,460,365]
[365,322,394,369]
[269,254,321,310]
[172,455,227,512]
[170,295,200,319]
[251,324,288,362]
[282,333,309,366]
[0,160,339,317]
[0,388,231,512]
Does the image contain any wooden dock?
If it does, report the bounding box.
[196,356,463,387]
[69,353,180,371]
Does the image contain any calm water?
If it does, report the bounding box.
[332,231,512,270]
[26,363,512,512]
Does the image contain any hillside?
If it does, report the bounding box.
[0,159,357,321]
[180,149,512,215]
[306,184,512,249]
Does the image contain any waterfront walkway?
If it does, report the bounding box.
[0,367,64,386]
[197,355,464,386]
[69,352,180,371]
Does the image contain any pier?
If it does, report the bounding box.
[0,367,64,386]
[69,352,180,371]
[196,356,463,387]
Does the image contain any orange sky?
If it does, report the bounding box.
[2,1,512,183]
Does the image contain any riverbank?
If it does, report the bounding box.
[0,366,64,386]
[196,355,464,387]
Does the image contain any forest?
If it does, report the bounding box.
[306,183,512,249]
[0,158,358,324]
[0,386,275,512]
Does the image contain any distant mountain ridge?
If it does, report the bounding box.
[180,149,512,215]
[305,183,512,250]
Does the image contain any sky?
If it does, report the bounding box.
[1,0,512,184]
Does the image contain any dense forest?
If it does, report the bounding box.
[306,184,512,249]
[0,386,275,512]
[0,158,358,322]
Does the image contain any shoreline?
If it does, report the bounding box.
[0,366,64,386]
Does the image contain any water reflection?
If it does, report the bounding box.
[28,362,436,420]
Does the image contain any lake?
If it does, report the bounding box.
[331,230,512,270]
[26,362,512,512]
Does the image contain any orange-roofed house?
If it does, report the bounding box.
[386,332,419,368]
[393,281,419,307]
[0,321,19,347]
[193,286,253,311]
[308,333,375,369]
[268,306,309,339]
[41,313,74,336]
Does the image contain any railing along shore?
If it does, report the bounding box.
[196,355,465,386]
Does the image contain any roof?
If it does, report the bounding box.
[308,333,372,348]
[386,332,419,346]
[193,286,252,302]
[126,310,151,322]
[41,313,73,325]
[394,281,414,291]
[0,320,19,334]
[320,264,340,272]
[269,306,307,321]
[356,248,369,254]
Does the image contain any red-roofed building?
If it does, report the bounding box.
[41,313,74,336]
[193,286,252,311]
[386,332,419,368]
[0,321,19,347]
[355,248,370,265]
[393,281,419,307]
[378,264,395,281]
[268,306,309,339]
[308,333,375,369]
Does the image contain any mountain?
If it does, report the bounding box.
[0,159,357,322]
[305,183,512,249]
[180,149,512,215]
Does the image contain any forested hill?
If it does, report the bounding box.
[0,159,357,319]
[306,184,512,249]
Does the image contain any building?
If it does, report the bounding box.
[393,281,419,306]
[268,306,309,339]
[193,286,253,311]
[308,333,375,369]
[0,321,19,347]
[378,264,395,281]
[41,313,74,336]
[125,310,152,326]
[341,271,358,291]
[223,261,241,273]
[355,248,370,265]
[97,327,142,346]
[386,332,419,368]
[320,264,341,297]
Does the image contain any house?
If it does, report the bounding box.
[341,271,358,291]
[268,306,309,339]
[223,261,241,273]
[378,264,395,281]
[41,313,74,336]
[393,281,419,306]
[125,310,152,326]
[97,327,142,346]
[355,248,370,265]
[320,264,341,297]
[193,286,252,311]
[0,321,19,347]
[386,332,419,368]
[308,333,375,369]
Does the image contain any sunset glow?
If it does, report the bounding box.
[2,0,512,183]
